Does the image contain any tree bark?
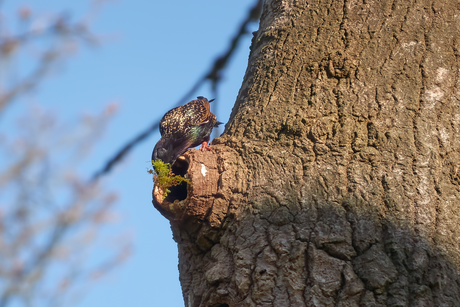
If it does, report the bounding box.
[153,0,460,306]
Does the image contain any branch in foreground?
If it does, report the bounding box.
[90,0,263,182]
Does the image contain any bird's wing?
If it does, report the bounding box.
[159,97,211,136]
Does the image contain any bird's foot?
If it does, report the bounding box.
[200,141,212,151]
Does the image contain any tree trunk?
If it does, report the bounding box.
[153,0,460,306]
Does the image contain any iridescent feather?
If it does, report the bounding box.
[152,96,223,166]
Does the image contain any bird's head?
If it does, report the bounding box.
[152,138,173,165]
[152,137,184,167]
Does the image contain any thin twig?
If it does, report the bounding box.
[90,0,263,182]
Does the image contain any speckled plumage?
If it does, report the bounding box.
[152,96,223,166]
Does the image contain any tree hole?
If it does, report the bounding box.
[164,156,189,202]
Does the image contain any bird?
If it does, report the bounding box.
[152,96,223,166]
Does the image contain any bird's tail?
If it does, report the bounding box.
[196,96,215,103]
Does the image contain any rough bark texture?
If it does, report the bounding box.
[153,0,460,306]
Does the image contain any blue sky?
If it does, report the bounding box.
[1,1,259,306]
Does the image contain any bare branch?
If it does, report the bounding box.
[0,10,100,114]
[90,0,263,182]
[0,4,129,306]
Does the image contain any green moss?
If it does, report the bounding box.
[150,159,190,199]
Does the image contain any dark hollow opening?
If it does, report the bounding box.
[164,157,189,203]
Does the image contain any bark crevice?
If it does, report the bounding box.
[152,0,460,306]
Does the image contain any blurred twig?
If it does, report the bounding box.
[0,106,129,307]
[90,0,263,181]
[0,3,130,307]
[0,16,98,114]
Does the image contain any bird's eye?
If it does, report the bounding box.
[157,148,167,157]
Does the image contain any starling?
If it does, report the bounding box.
[152,96,223,166]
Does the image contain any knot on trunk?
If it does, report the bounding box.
[152,148,228,227]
